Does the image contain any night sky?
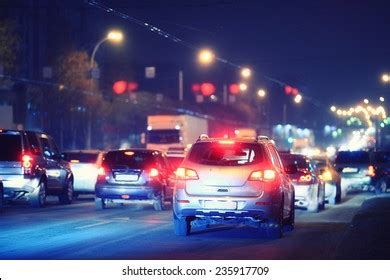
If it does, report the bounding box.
[87,0,390,107]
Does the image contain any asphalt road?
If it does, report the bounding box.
[0,192,375,260]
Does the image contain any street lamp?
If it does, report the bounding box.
[330,105,336,112]
[382,73,390,83]
[198,48,215,66]
[239,83,248,91]
[87,30,124,149]
[363,98,369,104]
[241,67,252,79]
[380,96,385,102]
[294,94,302,104]
[257,88,266,98]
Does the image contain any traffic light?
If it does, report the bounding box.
[112,80,127,95]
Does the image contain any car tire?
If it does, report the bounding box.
[375,179,387,194]
[153,189,166,211]
[95,197,106,210]
[73,192,79,199]
[319,184,326,210]
[30,180,47,208]
[59,179,73,205]
[329,182,342,205]
[307,186,320,212]
[173,211,191,236]
[260,201,283,239]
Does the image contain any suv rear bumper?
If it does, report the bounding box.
[1,176,40,200]
[95,183,163,201]
[341,176,372,190]
[173,189,280,221]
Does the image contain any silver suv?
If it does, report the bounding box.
[173,136,295,238]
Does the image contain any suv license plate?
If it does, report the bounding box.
[343,167,358,173]
[115,174,139,181]
[204,200,237,210]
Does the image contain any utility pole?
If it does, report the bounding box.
[179,70,184,102]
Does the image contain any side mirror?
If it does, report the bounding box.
[60,153,67,160]
[285,164,298,174]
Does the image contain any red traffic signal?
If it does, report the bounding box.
[200,82,216,96]
[127,82,139,92]
[229,83,240,95]
[113,80,127,95]
[285,85,299,96]
[191,83,201,93]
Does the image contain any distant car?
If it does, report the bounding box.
[173,136,295,238]
[370,151,390,194]
[311,156,343,204]
[334,151,374,193]
[62,150,104,197]
[95,149,175,211]
[0,130,73,207]
[280,153,325,212]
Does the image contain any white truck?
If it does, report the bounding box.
[146,115,208,153]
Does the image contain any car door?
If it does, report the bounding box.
[155,154,173,198]
[48,136,70,187]
[38,135,63,192]
[267,145,292,218]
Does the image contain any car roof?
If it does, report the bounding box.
[63,149,103,154]
[106,148,160,154]
[280,153,308,160]
[196,137,271,144]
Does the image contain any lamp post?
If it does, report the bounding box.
[86,30,123,149]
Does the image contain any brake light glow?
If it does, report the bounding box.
[248,169,276,182]
[149,168,159,177]
[98,167,106,176]
[368,165,375,177]
[176,167,199,180]
[320,170,332,181]
[299,174,313,183]
[70,159,80,163]
[218,140,235,145]
[22,154,33,175]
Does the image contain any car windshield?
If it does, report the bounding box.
[335,151,369,164]
[0,133,22,161]
[188,142,264,166]
[311,159,327,169]
[63,152,99,163]
[280,154,311,170]
[103,150,156,169]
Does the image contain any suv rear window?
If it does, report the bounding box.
[188,142,264,166]
[0,133,22,161]
[335,151,369,164]
[63,152,99,163]
[103,150,156,169]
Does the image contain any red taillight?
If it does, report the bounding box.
[176,167,199,180]
[298,174,313,184]
[98,167,106,176]
[22,154,33,174]
[368,165,375,177]
[248,169,276,182]
[149,168,159,177]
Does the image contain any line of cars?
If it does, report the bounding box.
[2,129,388,239]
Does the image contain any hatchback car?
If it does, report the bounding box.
[280,153,325,212]
[95,149,175,210]
[62,150,104,197]
[311,156,342,204]
[334,150,373,193]
[0,130,73,207]
[173,136,295,238]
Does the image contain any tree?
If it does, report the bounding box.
[0,20,20,74]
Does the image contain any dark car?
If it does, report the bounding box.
[279,153,325,212]
[95,149,175,211]
[334,150,373,193]
[370,151,390,194]
[0,130,73,207]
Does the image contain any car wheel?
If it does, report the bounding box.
[307,186,320,212]
[173,211,191,236]
[319,184,326,210]
[330,182,342,205]
[30,180,47,208]
[375,179,387,194]
[73,192,79,199]
[153,188,166,211]
[95,197,106,210]
[260,201,283,239]
[59,179,73,204]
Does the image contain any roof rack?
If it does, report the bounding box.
[257,135,269,141]
[197,134,209,141]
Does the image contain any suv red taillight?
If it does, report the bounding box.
[248,169,276,182]
[176,167,199,180]
[367,165,375,177]
[149,168,159,178]
[97,166,106,176]
[298,174,314,184]
[22,154,33,175]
